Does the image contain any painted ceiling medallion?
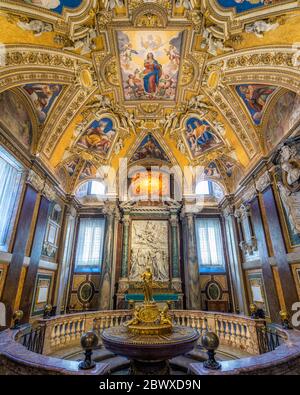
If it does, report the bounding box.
[116,30,184,101]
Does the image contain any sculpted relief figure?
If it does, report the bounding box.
[129,221,169,282]
[245,19,280,38]
[277,181,300,235]
[17,19,53,36]
[63,28,97,55]
[279,145,300,187]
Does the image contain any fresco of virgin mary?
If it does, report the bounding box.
[143,52,162,95]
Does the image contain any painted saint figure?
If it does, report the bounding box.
[143,53,162,95]
[237,84,277,124]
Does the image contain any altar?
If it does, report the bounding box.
[116,200,183,309]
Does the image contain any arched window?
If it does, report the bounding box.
[196,180,225,201]
[75,180,106,200]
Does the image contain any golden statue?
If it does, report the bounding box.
[124,306,141,327]
[160,305,172,326]
[124,267,173,335]
[141,267,153,303]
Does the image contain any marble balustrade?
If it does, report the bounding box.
[0,309,297,375]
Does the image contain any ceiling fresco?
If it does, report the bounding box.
[76,117,116,158]
[116,30,183,101]
[21,0,83,14]
[0,0,300,195]
[216,0,283,13]
[130,134,170,164]
[0,90,33,150]
[184,117,223,158]
[235,84,278,125]
[22,83,64,123]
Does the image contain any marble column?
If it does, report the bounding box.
[223,205,248,315]
[170,213,182,293]
[55,207,76,315]
[182,211,201,309]
[99,205,116,310]
[120,214,130,278]
[170,215,179,278]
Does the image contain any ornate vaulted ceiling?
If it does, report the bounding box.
[0,0,300,196]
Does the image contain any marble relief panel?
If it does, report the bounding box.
[129,220,169,282]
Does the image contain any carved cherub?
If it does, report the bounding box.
[245,19,280,38]
[160,305,172,326]
[63,27,97,55]
[124,305,142,326]
[17,19,53,36]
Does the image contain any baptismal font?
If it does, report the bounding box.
[101,268,199,375]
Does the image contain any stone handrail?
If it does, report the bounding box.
[189,327,300,375]
[39,309,268,356]
[0,309,297,375]
[40,310,132,355]
[171,310,268,355]
[0,328,108,375]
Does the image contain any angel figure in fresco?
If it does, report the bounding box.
[121,43,138,67]
[63,27,97,55]
[165,45,180,66]
[143,53,162,96]
[245,19,280,38]
[126,70,143,98]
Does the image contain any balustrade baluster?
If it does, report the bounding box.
[65,321,70,343]
[245,325,252,352]
[234,322,241,348]
[240,324,247,348]
[55,324,61,346]
[50,325,56,347]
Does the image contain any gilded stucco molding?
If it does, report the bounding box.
[202,87,256,159]
[92,5,204,116]
[205,47,300,81]
[221,86,260,147]
[42,86,97,158]
[255,170,272,193]
[26,169,45,193]
[0,0,96,37]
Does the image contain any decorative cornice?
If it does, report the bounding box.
[255,171,271,193]
[26,169,45,193]
[43,183,57,202]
